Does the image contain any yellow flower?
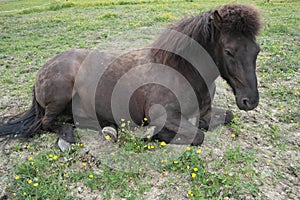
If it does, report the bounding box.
[79,143,84,147]
[121,123,126,128]
[193,167,198,172]
[187,190,193,196]
[121,128,125,132]
[147,145,155,149]
[121,118,125,122]
[105,135,111,140]
[267,159,271,163]
[53,155,58,160]
[196,149,201,154]
[26,145,30,149]
[160,141,167,147]
[186,165,190,169]
[143,117,148,121]
[15,175,20,180]
[191,173,196,178]
[161,159,168,163]
[33,183,39,187]
[23,192,27,196]
[28,157,33,161]
[280,109,284,113]
[49,154,53,158]
[89,174,94,179]
[146,135,151,139]
[231,133,236,138]
[28,179,33,184]
[82,162,87,167]
[186,146,191,151]
[173,160,178,164]
[63,173,67,177]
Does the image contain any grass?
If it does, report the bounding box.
[0,0,299,199]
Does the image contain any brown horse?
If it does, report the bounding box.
[0,4,261,147]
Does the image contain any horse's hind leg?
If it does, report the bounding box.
[42,102,76,151]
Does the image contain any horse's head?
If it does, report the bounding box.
[212,4,261,111]
[220,33,260,111]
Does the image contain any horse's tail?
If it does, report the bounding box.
[0,87,45,139]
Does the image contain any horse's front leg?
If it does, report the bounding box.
[199,108,234,130]
[148,111,204,146]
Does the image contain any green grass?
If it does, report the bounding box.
[0,0,299,199]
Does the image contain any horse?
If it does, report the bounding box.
[0,4,261,149]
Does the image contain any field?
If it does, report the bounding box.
[0,0,299,199]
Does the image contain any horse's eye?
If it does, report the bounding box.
[225,49,234,57]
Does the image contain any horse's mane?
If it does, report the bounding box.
[150,4,261,65]
[151,11,216,60]
[218,4,261,37]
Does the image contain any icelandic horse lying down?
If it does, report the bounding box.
[0,4,261,150]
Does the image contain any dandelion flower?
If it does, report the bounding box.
[15,175,20,180]
[26,145,30,149]
[82,162,87,167]
[53,155,58,160]
[193,167,198,172]
[49,154,53,158]
[121,118,125,122]
[63,173,67,177]
[121,123,126,128]
[196,149,201,154]
[186,146,191,151]
[280,109,284,113]
[191,173,196,178]
[160,141,167,147]
[28,180,33,184]
[105,135,111,140]
[28,157,33,161]
[33,183,39,187]
[79,143,84,147]
[173,160,178,164]
[187,190,193,196]
[186,165,190,169]
[267,159,271,163]
[146,135,151,139]
[23,192,27,196]
[89,174,94,179]
[143,117,148,121]
[231,133,236,138]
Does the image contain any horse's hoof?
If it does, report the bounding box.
[225,110,234,124]
[191,132,204,146]
[102,126,118,142]
[57,138,71,152]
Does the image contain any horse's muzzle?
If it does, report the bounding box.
[236,95,259,111]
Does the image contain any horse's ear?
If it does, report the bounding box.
[212,10,222,30]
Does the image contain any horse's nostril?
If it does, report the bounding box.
[242,98,250,107]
